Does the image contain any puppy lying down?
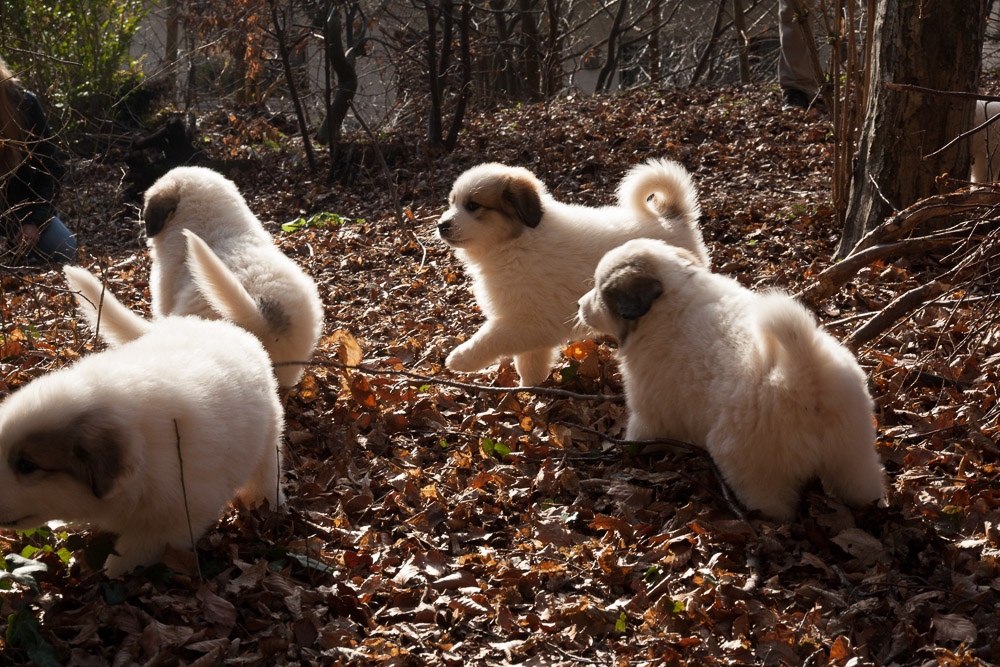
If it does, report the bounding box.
[0,309,284,577]
[142,166,323,388]
[578,239,886,520]
[437,158,709,387]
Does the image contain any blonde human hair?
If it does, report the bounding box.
[0,55,25,179]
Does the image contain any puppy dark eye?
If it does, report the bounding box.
[14,458,38,475]
[465,201,481,213]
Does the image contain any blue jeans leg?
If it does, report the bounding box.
[31,215,77,263]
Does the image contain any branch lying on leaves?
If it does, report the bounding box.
[799,189,1000,307]
[797,234,960,306]
[845,240,1000,350]
[848,188,1000,256]
[276,358,626,402]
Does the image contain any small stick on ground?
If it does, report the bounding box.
[174,419,203,582]
[277,358,626,403]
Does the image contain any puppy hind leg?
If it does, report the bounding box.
[819,444,885,509]
[103,539,166,578]
[236,441,284,509]
[514,348,558,386]
[711,443,801,521]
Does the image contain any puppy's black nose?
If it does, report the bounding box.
[437,220,451,235]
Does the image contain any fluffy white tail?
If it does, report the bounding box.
[63,265,152,346]
[756,292,823,381]
[183,229,268,334]
[617,158,701,229]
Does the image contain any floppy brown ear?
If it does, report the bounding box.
[13,414,128,499]
[602,263,664,320]
[501,174,544,228]
[142,186,179,237]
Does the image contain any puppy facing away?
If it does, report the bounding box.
[577,239,886,520]
[437,158,709,386]
[971,100,1000,183]
[0,315,284,577]
[142,166,323,387]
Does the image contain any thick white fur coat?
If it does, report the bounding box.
[578,239,886,520]
[0,317,284,576]
[143,166,323,387]
[439,159,709,386]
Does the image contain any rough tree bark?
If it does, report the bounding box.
[270,0,316,172]
[321,1,361,181]
[426,0,444,148]
[731,0,750,84]
[596,0,629,93]
[444,0,472,151]
[837,0,986,258]
[543,0,563,96]
[518,0,543,101]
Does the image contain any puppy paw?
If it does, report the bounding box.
[446,343,487,373]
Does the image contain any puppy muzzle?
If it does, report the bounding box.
[436,214,455,243]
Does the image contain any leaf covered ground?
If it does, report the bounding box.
[1,84,999,666]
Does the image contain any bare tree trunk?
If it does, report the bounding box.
[490,0,519,97]
[270,0,315,172]
[165,0,180,98]
[648,0,661,82]
[731,0,750,84]
[688,0,726,87]
[323,1,359,178]
[519,0,543,101]
[543,0,563,96]
[596,0,629,93]
[445,0,472,151]
[837,0,986,258]
[426,0,443,147]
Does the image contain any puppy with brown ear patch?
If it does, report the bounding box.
[578,238,886,521]
[437,159,709,386]
[142,166,323,387]
[0,316,284,577]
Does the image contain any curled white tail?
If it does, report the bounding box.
[183,229,268,334]
[63,265,152,346]
[617,158,701,230]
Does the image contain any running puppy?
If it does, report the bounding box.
[577,238,886,520]
[142,166,323,387]
[437,158,709,386]
[0,316,284,577]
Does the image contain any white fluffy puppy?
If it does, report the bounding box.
[0,316,284,577]
[971,100,1000,183]
[437,158,709,386]
[577,238,886,521]
[142,166,323,387]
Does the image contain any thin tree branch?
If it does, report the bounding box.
[797,235,962,305]
[276,357,626,402]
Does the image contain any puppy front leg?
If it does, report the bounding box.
[446,319,562,375]
[514,348,559,387]
[104,533,170,578]
[446,322,505,373]
[445,319,567,385]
